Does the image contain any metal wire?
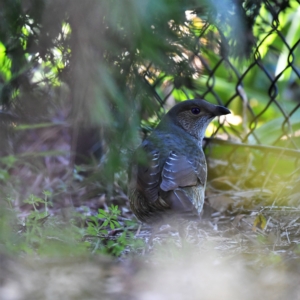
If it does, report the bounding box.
[143,4,300,152]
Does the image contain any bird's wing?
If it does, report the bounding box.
[135,147,161,203]
[160,151,206,192]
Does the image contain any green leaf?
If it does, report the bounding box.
[251,110,300,144]
[43,190,52,197]
[102,220,109,227]
[111,220,121,228]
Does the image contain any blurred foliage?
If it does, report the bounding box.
[0,0,298,174]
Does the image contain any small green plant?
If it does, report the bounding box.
[85,205,144,256]
[3,191,144,257]
[86,205,121,238]
[0,155,17,181]
[9,191,88,256]
[23,190,53,218]
[18,191,52,253]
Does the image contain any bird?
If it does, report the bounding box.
[128,99,230,223]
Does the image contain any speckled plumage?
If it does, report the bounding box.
[128,99,230,223]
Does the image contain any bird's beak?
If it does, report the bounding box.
[213,105,231,116]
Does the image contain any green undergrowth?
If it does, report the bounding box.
[1,191,144,258]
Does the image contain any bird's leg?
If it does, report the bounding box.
[135,224,142,237]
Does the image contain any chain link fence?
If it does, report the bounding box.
[136,3,300,193]
[144,3,300,151]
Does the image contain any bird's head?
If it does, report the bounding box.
[161,99,231,140]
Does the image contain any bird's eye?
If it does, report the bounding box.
[191,107,201,115]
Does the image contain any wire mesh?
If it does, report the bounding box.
[143,2,300,152]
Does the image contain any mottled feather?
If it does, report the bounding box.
[128,99,230,222]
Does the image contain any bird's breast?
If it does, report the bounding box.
[187,184,205,214]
